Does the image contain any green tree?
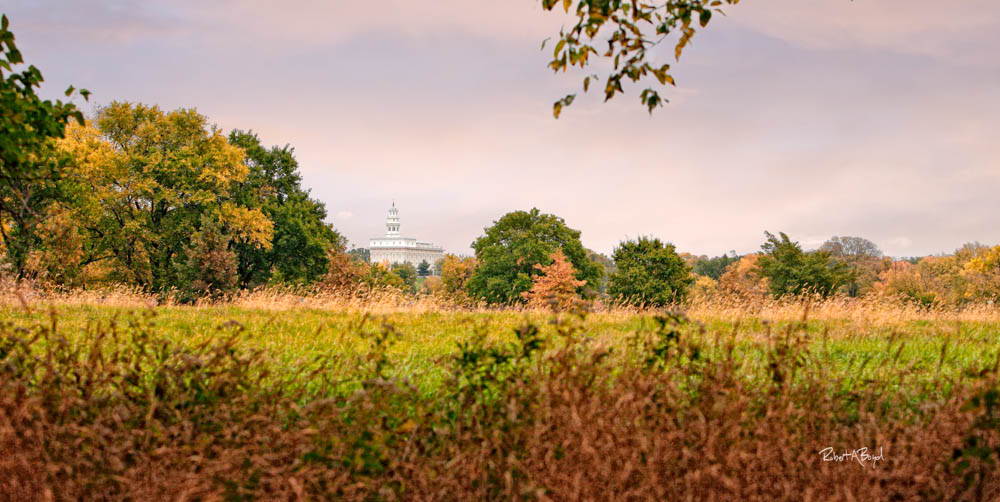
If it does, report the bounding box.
[391,262,418,292]
[692,252,739,280]
[362,262,405,291]
[467,208,601,304]
[417,259,431,277]
[586,248,615,294]
[348,247,371,263]
[608,237,694,306]
[227,130,343,286]
[0,15,88,277]
[757,232,854,298]
[540,0,739,116]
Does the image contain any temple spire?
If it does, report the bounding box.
[386,203,400,237]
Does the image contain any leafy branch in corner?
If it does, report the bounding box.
[540,0,740,117]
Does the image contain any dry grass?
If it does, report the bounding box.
[685,293,1000,325]
[6,279,1000,323]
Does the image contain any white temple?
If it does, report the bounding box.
[368,203,444,270]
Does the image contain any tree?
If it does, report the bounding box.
[183,219,239,300]
[540,0,739,116]
[966,245,1000,275]
[321,247,366,291]
[348,247,371,263]
[875,260,937,308]
[692,252,739,280]
[23,204,86,285]
[391,262,418,292]
[522,250,587,311]
[756,232,854,298]
[467,208,601,304]
[717,253,769,298]
[57,103,269,291]
[227,130,343,286]
[819,236,881,258]
[875,244,1000,307]
[438,254,477,303]
[690,275,719,301]
[608,237,694,306]
[819,236,886,297]
[322,250,413,294]
[417,259,431,277]
[0,15,88,277]
[962,244,1000,303]
[363,262,405,291]
[585,248,615,294]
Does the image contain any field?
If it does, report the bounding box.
[3,290,1000,500]
[3,301,999,394]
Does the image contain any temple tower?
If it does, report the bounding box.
[386,202,400,237]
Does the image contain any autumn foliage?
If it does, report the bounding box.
[718,253,770,298]
[521,250,587,311]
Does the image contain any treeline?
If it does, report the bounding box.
[10,99,1000,308]
[4,17,999,308]
[420,211,1000,309]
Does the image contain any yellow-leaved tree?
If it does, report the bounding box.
[963,245,1000,303]
[438,254,478,304]
[717,253,769,299]
[55,103,271,293]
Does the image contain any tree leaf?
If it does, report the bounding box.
[699,9,712,27]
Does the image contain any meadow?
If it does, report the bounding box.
[4,288,998,393]
[3,287,1000,500]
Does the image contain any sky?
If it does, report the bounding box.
[6,0,1000,258]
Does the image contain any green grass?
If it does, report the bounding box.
[2,303,998,396]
